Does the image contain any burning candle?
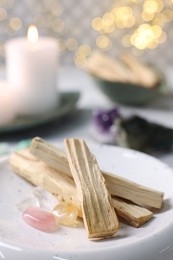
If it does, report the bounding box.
[5,25,59,115]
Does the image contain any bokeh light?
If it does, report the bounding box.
[0,7,7,21]
[96,35,112,50]
[112,6,135,29]
[91,0,173,52]
[130,24,163,49]
[74,44,91,67]
[0,0,173,66]
[66,38,78,51]
[143,0,163,14]
[9,16,22,31]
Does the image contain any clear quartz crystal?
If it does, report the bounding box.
[16,187,59,213]
[33,187,58,211]
[16,197,40,212]
[53,201,79,226]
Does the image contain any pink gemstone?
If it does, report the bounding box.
[23,207,58,232]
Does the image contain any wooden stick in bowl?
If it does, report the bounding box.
[120,52,160,88]
[86,51,129,82]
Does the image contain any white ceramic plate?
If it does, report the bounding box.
[0,144,173,260]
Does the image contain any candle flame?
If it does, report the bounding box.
[27,25,39,43]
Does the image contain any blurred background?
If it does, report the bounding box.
[0,0,173,70]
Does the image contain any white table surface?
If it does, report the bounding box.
[1,65,173,168]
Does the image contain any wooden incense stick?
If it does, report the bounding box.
[9,148,153,228]
[64,138,119,239]
[9,149,82,216]
[112,197,153,228]
[121,52,159,88]
[30,137,164,209]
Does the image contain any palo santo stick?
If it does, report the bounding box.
[121,52,159,88]
[30,137,164,209]
[64,138,119,239]
[86,51,129,83]
[102,172,163,210]
[30,138,70,176]
[9,149,82,216]
[9,148,154,227]
[112,197,153,228]
[86,51,139,84]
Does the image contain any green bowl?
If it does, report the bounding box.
[92,74,169,106]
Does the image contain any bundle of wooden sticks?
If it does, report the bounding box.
[86,51,160,88]
[9,137,164,240]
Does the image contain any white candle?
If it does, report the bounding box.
[5,25,59,115]
[0,80,17,126]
